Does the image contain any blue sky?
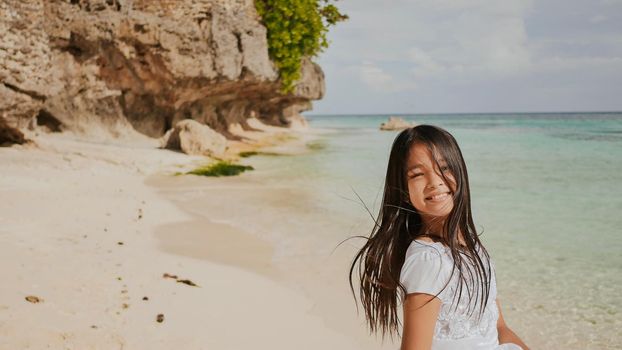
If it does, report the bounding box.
[311,0,622,114]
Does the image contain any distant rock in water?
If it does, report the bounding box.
[162,119,227,157]
[0,0,324,143]
[380,116,416,131]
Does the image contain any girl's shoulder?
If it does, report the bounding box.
[400,239,454,298]
[405,239,452,260]
[403,239,495,273]
[401,238,497,302]
[406,239,491,258]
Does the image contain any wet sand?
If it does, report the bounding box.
[0,129,396,349]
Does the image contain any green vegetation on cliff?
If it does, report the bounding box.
[255,0,347,92]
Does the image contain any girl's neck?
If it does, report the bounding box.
[420,217,445,239]
[419,224,467,247]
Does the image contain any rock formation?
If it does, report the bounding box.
[163,119,227,157]
[380,116,416,131]
[0,114,27,146]
[0,0,325,146]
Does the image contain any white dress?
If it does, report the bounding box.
[399,239,523,350]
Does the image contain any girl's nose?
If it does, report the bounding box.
[426,171,446,188]
[427,182,445,190]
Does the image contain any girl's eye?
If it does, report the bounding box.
[411,173,423,178]
[441,166,450,171]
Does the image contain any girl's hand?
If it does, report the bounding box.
[496,299,530,350]
[401,293,442,350]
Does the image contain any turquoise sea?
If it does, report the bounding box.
[310,113,622,349]
[199,112,622,349]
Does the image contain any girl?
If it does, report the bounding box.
[349,125,529,350]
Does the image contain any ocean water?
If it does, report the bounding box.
[305,113,622,349]
[195,113,622,349]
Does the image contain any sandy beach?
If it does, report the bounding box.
[0,128,397,350]
[4,0,620,348]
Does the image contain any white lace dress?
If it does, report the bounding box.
[399,240,523,350]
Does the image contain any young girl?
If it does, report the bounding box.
[349,125,529,350]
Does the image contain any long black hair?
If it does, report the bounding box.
[348,124,492,340]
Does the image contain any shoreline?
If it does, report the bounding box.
[0,126,394,349]
[146,172,279,280]
[144,138,398,350]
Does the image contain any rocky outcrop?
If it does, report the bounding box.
[380,116,416,131]
[0,0,325,144]
[0,114,27,146]
[163,119,227,157]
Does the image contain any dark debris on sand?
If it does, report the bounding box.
[25,295,43,303]
[163,272,199,287]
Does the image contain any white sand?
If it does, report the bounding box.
[0,129,397,349]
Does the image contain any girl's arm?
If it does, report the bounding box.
[496,299,530,350]
[401,293,441,350]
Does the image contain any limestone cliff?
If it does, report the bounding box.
[0,0,325,144]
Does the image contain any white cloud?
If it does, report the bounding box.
[533,55,622,73]
[404,1,533,82]
[417,0,533,15]
[351,61,417,92]
[357,61,392,87]
[408,47,446,77]
[589,14,608,23]
[313,0,622,113]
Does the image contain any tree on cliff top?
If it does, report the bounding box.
[255,0,348,92]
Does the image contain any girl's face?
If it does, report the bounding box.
[405,143,456,220]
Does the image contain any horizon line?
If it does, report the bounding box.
[305,110,622,117]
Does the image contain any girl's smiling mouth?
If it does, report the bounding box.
[425,192,451,201]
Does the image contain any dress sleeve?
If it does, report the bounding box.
[399,247,452,299]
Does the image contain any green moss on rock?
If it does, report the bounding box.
[238,151,259,158]
[187,161,254,177]
[306,140,326,150]
[238,150,284,158]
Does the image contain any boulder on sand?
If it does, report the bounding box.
[162,120,227,157]
[380,116,416,131]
